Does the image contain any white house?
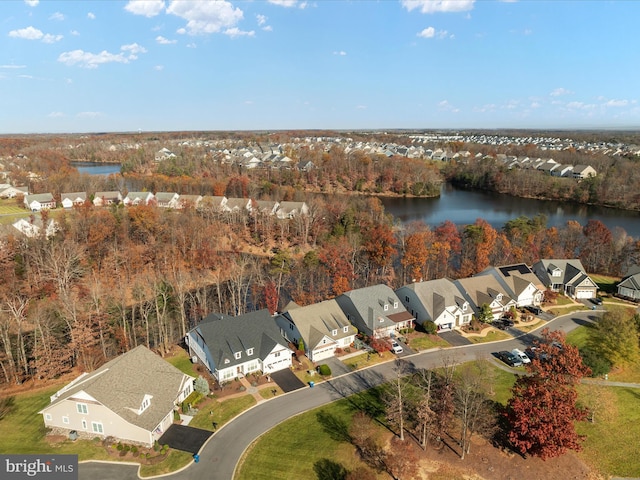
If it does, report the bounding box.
[187,309,292,382]
[93,191,122,207]
[61,192,87,209]
[475,264,544,307]
[39,346,194,447]
[24,193,56,212]
[123,192,155,206]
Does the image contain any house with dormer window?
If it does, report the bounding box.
[396,278,472,332]
[335,284,414,338]
[39,346,194,447]
[475,264,544,307]
[532,259,597,299]
[453,276,516,320]
[186,309,292,382]
[275,299,357,362]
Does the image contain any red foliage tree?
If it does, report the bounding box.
[262,281,279,315]
[505,329,591,460]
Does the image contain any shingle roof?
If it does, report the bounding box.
[282,299,356,350]
[45,346,192,432]
[193,309,288,370]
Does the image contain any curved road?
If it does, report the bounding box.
[79,310,600,480]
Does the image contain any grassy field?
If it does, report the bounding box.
[408,333,450,351]
[236,363,518,480]
[589,274,621,294]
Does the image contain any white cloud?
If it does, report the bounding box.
[24,0,39,6]
[9,26,44,40]
[224,27,255,38]
[87,12,96,20]
[154,65,164,70]
[333,50,347,56]
[417,27,435,38]
[356,105,367,110]
[48,111,65,117]
[167,0,244,35]
[438,100,460,112]
[49,12,65,21]
[70,30,79,36]
[262,25,273,32]
[124,0,166,17]
[402,0,475,14]
[186,42,197,48]
[42,33,63,43]
[256,14,267,26]
[550,87,573,97]
[530,101,540,109]
[58,44,146,68]
[18,74,33,79]
[268,0,297,6]
[0,64,26,69]
[156,35,177,44]
[604,99,628,107]
[77,111,102,118]
[9,26,63,42]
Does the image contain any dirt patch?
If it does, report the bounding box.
[413,435,602,480]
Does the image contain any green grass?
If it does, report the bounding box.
[342,351,395,371]
[578,386,640,477]
[548,305,587,316]
[188,395,256,430]
[565,324,594,350]
[465,329,511,344]
[165,348,199,376]
[139,450,193,477]
[589,274,621,294]
[553,295,576,306]
[408,333,450,351]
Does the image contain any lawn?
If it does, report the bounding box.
[188,395,256,431]
[165,348,199,376]
[408,333,450,351]
[465,329,511,344]
[548,305,587,316]
[589,274,621,294]
[342,351,395,371]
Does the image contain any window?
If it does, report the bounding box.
[234,352,241,360]
[405,296,409,303]
[224,358,230,364]
[332,329,337,336]
[289,324,294,330]
[383,304,388,311]
[140,396,151,413]
[82,420,87,430]
[76,403,88,415]
[91,422,104,434]
[552,269,561,277]
[45,413,52,421]
[462,303,467,311]
[343,326,349,333]
[274,351,280,357]
[393,301,398,309]
[62,416,69,425]
[247,348,254,356]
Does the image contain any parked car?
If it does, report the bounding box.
[496,350,523,367]
[390,341,403,354]
[492,320,508,330]
[501,318,514,327]
[591,297,603,305]
[512,348,531,364]
[526,305,542,315]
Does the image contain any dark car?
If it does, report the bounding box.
[501,318,514,327]
[591,297,603,305]
[496,350,523,367]
[492,320,508,330]
[526,305,542,315]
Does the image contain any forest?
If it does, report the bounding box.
[0,131,639,388]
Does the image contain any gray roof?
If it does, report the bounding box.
[44,346,192,432]
[337,284,413,331]
[400,278,468,320]
[453,276,514,312]
[25,193,54,203]
[281,299,356,350]
[618,273,640,291]
[154,192,178,202]
[192,309,289,371]
[477,264,543,298]
[61,192,87,202]
[533,259,595,289]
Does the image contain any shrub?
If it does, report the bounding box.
[153,441,160,452]
[123,445,131,453]
[580,347,612,377]
[131,446,138,454]
[318,364,332,376]
[173,410,180,421]
[194,375,210,395]
[422,321,437,335]
[160,444,169,454]
[116,443,124,451]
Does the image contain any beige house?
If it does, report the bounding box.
[40,346,194,447]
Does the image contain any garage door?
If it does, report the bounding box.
[576,290,593,299]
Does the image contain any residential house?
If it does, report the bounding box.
[39,346,194,447]
[187,309,292,382]
[177,194,203,209]
[155,148,176,162]
[24,193,56,211]
[275,300,357,362]
[93,191,122,207]
[199,195,227,214]
[0,185,28,198]
[224,197,251,213]
[475,264,544,307]
[572,165,597,179]
[61,192,87,209]
[12,217,59,238]
[154,192,180,209]
[617,272,640,301]
[276,201,309,219]
[123,192,155,206]
[532,259,597,299]
[551,164,574,177]
[335,285,414,338]
[251,200,279,216]
[396,278,472,332]
[537,160,559,175]
[453,276,516,320]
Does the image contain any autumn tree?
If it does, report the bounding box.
[587,309,639,367]
[505,329,591,460]
[384,360,409,441]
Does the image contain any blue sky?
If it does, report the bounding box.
[2,0,639,133]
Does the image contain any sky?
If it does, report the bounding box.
[1,0,639,134]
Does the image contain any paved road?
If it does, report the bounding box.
[79,310,599,480]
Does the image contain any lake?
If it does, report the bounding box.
[380,184,640,238]
[72,162,121,176]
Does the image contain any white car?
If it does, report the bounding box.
[391,341,403,354]
[512,348,531,364]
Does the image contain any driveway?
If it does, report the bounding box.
[159,424,213,454]
[269,368,307,392]
[323,356,352,377]
[439,330,472,346]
